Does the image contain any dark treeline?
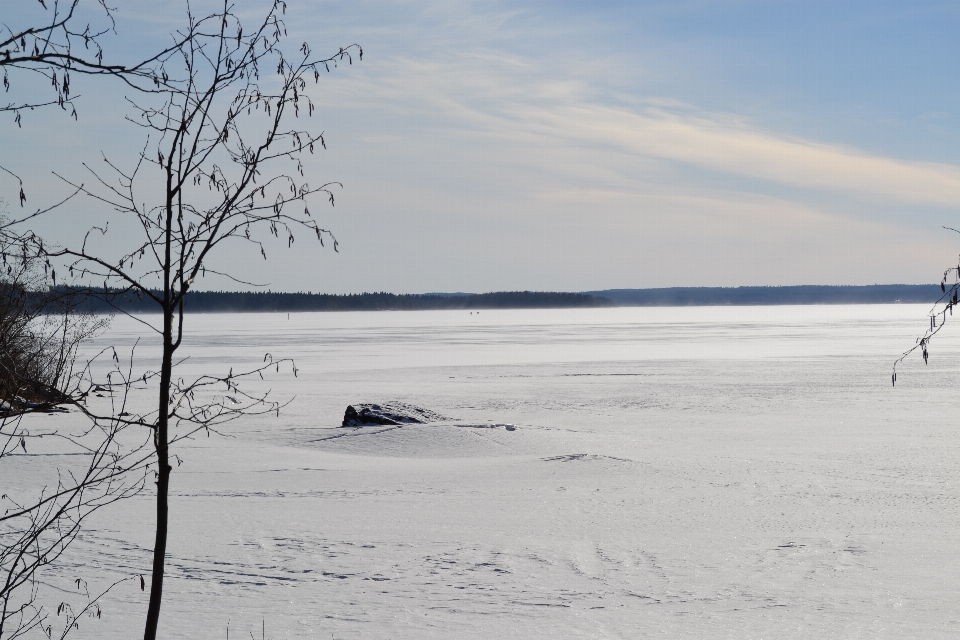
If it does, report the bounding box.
[72,289,614,313]
[29,285,943,313]
[587,285,942,306]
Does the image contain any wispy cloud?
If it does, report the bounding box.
[287,36,960,290]
[322,51,960,210]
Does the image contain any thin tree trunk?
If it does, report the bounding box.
[143,308,172,640]
[145,185,174,639]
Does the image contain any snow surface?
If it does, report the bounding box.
[8,305,960,638]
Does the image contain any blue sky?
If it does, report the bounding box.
[4,0,960,293]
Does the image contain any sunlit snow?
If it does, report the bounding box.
[9,305,960,638]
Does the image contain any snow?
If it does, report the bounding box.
[7,305,960,638]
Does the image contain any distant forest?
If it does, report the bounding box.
[64,284,942,313]
[80,290,614,313]
[587,285,942,307]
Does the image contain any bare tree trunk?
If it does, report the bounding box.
[144,186,175,639]
[143,326,171,640]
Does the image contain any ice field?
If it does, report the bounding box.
[8,304,960,639]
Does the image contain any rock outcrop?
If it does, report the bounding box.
[342,402,446,427]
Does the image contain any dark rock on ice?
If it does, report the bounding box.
[342,405,397,426]
[342,402,446,427]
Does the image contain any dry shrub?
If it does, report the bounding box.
[0,220,105,409]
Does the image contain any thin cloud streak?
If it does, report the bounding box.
[322,53,960,210]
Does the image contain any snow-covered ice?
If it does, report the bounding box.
[8,305,960,638]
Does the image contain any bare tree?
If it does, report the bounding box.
[0,4,172,634]
[11,1,362,636]
[0,3,243,637]
[893,234,960,384]
[0,208,151,639]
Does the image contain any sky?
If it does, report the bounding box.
[3,0,960,293]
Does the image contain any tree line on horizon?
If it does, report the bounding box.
[40,284,943,313]
[75,289,615,312]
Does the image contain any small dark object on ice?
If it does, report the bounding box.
[342,402,446,427]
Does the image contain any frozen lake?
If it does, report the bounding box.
[9,305,960,638]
